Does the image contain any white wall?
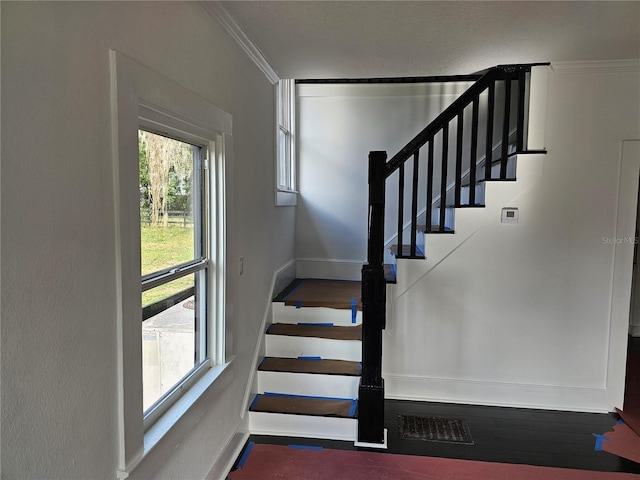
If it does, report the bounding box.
[1,2,295,479]
[296,81,473,280]
[295,62,639,412]
[384,62,640,412]
[629,146,640,338]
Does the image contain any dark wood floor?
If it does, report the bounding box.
[244,336,640,474]
[249,400,639,474]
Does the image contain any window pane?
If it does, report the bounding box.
[278,128,287,188]
[142,273,204,412]
[139,130,201,276]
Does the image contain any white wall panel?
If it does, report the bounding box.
[1,2,294,479]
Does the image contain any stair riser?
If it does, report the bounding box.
[273,303,362,326]
[249,411,357,441]
[265,335,361,362]
[258,371,360,398]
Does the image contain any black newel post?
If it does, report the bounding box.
[358,151,387,444]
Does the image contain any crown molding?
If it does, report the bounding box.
[201,2,280,84]
[551,59,640,74]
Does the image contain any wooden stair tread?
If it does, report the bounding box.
[417,225,454,233]
[267,323,362,341]
[259,357,361,376]
[250,393,357,418]
[281,278,362,311]
[390,244,425,258]
[446,203,485,208]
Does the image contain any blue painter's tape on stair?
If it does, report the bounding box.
[349,400,358,417]
[288,444,323,450]
[298,322,334,326]
[358,363,362,370]
[282,279,306,301]
[351,298,357,323]
[236,441,255,468]
[249,394,261,410]
[298,356,322,360]
[296,300,302,309]
[593,433,611,451]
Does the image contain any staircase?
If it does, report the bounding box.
[247,63,548,446]
[248,279,363,441]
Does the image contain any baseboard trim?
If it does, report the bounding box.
[240,259,297,416]
[205,430,249,480]
[385,374,610,413]
[296,258,364,281]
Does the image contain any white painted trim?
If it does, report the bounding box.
[205,431,250,480]
[297,258,364,281]
[354,429,388,450]
[240,259,297,416]
[276,189,297,206]
[527,65,549,151]
[265,335,362,362]
[249,412,357,441]
[274,259,298,300]
[201,2,280,85]
[607,140,640,408]
[273,302,362,326]
[110,49,233,476]
[257,371,360,398]
[143,360,234,454]
[384,374,610,413]
[551,59,640,75]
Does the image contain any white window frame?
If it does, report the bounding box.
[276,79,297,206]
[110,50,231,478]
[138,125,210,428]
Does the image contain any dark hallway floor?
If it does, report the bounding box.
[248,399,639,474]
[244,335,640,474]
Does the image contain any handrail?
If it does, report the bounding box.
[358,63,546,446]
[385,64,536,176]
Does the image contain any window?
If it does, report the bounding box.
[276,79,297,205]
[111,50,231,477]
[138,130,209,425]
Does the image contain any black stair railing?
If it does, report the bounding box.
[358,64,548,445]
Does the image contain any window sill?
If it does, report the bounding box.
[117,357,235,479]
[276,189,298,206]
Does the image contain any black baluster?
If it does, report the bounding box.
[440,124,449,231]
[455,112,463,207]
[397,162,404,257]
[426,139,434,233]
[410,151,419,256]
[516,70,526,152]
[469,97,479,205]
[485,82,495,181]
[500,71,512,179]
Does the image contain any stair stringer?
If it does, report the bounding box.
[391,153,546,298]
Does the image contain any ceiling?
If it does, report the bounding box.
[215,1,640,79]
